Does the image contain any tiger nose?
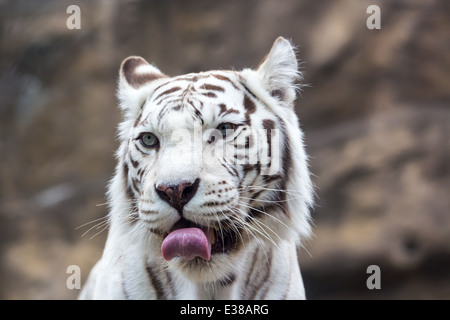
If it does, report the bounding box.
[155,178,200,213]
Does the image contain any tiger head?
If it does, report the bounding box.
[110,37,313,283]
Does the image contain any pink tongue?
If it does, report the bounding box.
[161,227,211,261]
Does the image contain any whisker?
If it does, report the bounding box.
[239,195,304,203]
[212,208,226,250]
[222,205,252,236]
[89,224,109,240]
[238,201,313,258]
[238,185,302,196]
[238,201,294,234]
[95,202,109,207]
[75,216,108,230]
[240,193,287,214]
[230,206,280,250]
[219,207,247,251]
[298,241,313,259]
[239,209,283,247]
[81,220,109,238]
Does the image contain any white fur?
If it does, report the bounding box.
[79,37,313,300]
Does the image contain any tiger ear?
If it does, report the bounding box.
[119,56,167,90]
[256,37,300,105]
[117,56,168,119]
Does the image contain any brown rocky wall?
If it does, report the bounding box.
[0,0,449,299]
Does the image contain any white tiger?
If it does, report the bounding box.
[79,37,314,300]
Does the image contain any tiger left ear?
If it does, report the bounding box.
[119,56,167,90]
[117,56,168,120]
[256,37,300,105]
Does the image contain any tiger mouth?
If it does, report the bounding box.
[161,217,238,261]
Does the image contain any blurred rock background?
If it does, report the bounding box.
[0,0,449,299]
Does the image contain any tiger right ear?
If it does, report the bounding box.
[117,56,168,120]
[256,37,300,106]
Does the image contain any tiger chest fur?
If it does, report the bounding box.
[79,37,314,300]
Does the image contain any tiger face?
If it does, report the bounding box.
[114,37,313,283]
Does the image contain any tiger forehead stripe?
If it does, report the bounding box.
[133,111,143,127]
[211,74,239,90]
[219,104,227,115]
[200,84,225,92]
[202,92,217,98]
[243,94,256,113]
[153,72,239,94]
[243,94,256,123]
[154,86,182,102]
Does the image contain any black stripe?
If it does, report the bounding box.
[152,74,205,94]
[146,263,168,300]
[121,274,131,300]
[230,164,240,179]
[134,142,150,155]
[129,156,139,168]
[277,117,292,213]
[157,102,171,121]
[137,167,145,180]
[258,279,272,299]
[242,247,260,299]
[249,190,264,204]
[202,92,217,98]
[243,94,256,124]
[221,161,236,178]
[217,273,236,287]
[186,98,204,125]
[248,248,273,300]
[123,162,133,200]
[165,269,176,298]
[218,103,227,116]
[123,160,139,215]
[262,119,275,159]
[246,207,264,221]
[262,174,282,184]
[129,211,139,221]
[211,74,239,90]
[133,111,143,127]
[242,83,257,100]
[131,177,140,194]
[140,209,158,214]
[223,108,240,116]
[154,86,182,101]
[201,84,225,92]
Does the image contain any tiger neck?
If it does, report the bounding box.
[175,276,238,300]
[143,244,251,300]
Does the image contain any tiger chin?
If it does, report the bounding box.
[79,37,314,300]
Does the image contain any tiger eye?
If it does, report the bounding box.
[139,132,159,148]
[217,123,237,137]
